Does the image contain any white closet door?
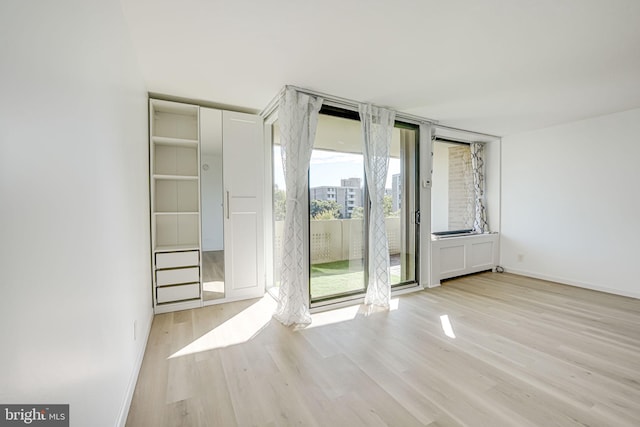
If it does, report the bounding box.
[223,111,264,300]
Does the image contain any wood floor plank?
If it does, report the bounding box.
[126,272,640,426]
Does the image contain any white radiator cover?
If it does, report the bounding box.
[430,233,499,286]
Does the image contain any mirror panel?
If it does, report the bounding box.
[200,108,225,301]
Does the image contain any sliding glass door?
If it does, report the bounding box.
[270,109,419,304]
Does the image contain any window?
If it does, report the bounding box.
[431,139,475,234]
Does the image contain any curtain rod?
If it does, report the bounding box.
[434,123,501,140]
[261,85,439,126]
[260,85,362,118]
[434,136,471,146]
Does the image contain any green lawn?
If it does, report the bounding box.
[311,259,364,299]
[310,259,401,299]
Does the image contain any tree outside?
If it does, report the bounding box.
[351,206,364,219]
[350,195,398,219]
[275,189,398,221]
[310,199,342,220]
[273,186,286,221]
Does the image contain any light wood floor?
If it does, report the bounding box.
[126,272,640,426]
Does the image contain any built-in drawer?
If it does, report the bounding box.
[156,250,199,269]
[157,283,200,304]
[156,267,200,286]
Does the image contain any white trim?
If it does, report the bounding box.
[260,87,285,119]
[310,284,424,313]
[434,123,500,140]
[419,124,433,287]
[392,284,426,296]
[116,310,154,427]
[504,268,640,300]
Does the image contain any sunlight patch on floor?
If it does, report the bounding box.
[306,298,400,329]
[169,296,276,358]
[440,314,456,338]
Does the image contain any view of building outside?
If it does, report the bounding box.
[309,174,402,220]
[309,177,363,219]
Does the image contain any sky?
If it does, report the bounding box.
[273,147,401,190]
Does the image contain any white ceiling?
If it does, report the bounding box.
[120,0,640,136]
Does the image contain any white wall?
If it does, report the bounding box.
[201,154,224,251]
[501,108,640,298]
[0,1,151,426]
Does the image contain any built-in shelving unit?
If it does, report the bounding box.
[150,99,202,312]
[147,98,265,313]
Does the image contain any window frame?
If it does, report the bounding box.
[431,137,476,236]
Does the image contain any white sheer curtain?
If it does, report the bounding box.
[273,88,323,326]
[470,142,489,233]
[359,104,396,308]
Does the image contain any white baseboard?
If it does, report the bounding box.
[503,267,640,300]
[116,310,154,427]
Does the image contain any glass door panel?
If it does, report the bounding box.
[388,127,417,286]
[309,114,365,301]
[271,120,285,296]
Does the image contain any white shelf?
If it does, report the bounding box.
[154,211,199,216]
[154,180,199,212]
[155,244,201,252]
[151,99,199,116]
[150,100,199,141]
[152,136,198,147]
[153,174,198,180]
[154,214,199,248]
[153,144,198,176]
